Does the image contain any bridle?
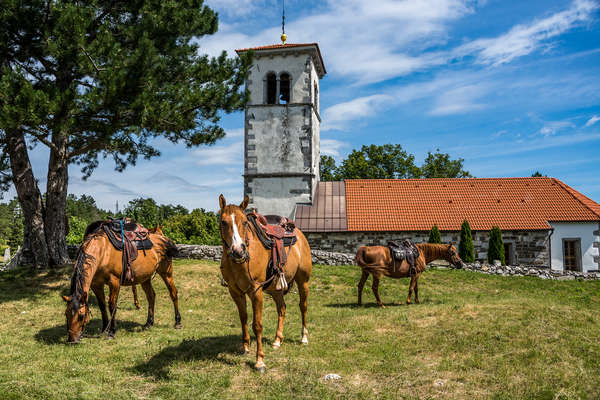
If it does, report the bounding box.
[220,215,251,264]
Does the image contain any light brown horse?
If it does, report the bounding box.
[355,243,464,307]
[62,224,181,343]
[219,195,312,373]
[130,225,164,309]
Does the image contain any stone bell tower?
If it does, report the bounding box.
[235,42,326,218]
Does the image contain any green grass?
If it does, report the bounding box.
[0,260,599,399]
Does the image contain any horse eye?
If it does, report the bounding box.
[221,220,227,226]
[78,313,84,321]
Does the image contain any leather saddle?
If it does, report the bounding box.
[247,212,297,290]
[101,218,154,284]
[388,239,420,275]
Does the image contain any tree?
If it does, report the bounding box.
[428,225,442,243]
[458,220,474,263]
[531,171,546,177]
[320,155,338,181]
[0,1,250,267]
[487,226,505,265]
[420,150,472,178]
[66,215,88,245]
[335,144,420,180]
[124,198,159,228]
[163,209,220,245]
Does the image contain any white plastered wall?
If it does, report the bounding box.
[549,222,600,272]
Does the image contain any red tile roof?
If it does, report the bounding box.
[295,181,347,232]
[235,43,326,77]
[344,178,600,232]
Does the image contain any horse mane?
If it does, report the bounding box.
[416,243,450,263]
[69,221,105,309]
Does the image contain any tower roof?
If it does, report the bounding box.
[235,43,326,78]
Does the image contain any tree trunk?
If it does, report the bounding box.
[6,130,50,268]
[45,133,70,266]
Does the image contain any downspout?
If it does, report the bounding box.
[548,227,554,270]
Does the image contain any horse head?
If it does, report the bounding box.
[62,246,96,343]
[446,243,464,269]
[219,194,250,264]
[62,292,91,343]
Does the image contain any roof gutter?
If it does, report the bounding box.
[548,227,555,270]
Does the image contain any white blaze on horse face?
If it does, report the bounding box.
[230,214,244,249]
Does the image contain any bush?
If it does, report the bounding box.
[67,216,89,245]
[428,225,442,244]
[487,226,505,265]
[162,209,220,245]
[458,220,474,263]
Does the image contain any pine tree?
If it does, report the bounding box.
[428,225,442,244]
[487,226,505,265]
[0,1,250,267]
[458,220,474,263]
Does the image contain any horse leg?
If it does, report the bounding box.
[297,277,309,345]
[414,273,421,304]
[132,285,141,309]
[141,280,156,329]
[406,274,417,305]
[372,274,385,308]
[229,287,250,354]
[159,265,182,329]
[107,277,120,338]
[91,284,108,331]
[271,291,286,349]
[249,289,266,372]
[357,269,369,306]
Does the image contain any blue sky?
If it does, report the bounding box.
[5,0,600,212]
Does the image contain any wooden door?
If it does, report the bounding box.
[562,239,580,271]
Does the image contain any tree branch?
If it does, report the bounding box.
[24,128,58,152]
[79,46,106,73]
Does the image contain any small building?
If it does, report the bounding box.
[295,179,600,272]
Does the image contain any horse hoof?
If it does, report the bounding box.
[143,324,153,330]
[106,335,115,340]
[272,341,281,349]
[301,337,309,345]
[379,305,386,309]
[255,366,266,374]
[174,323,183,329]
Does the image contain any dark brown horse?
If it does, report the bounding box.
[219,195,312,373]
[355,243,463,307]
[62,224,181,343]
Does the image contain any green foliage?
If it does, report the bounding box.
[0,199,24,252]
[320,155,338,181]
[428,225,442,244]
[488,226,506,265]
[124,198,160,228]
[420,150,472,178]
[531,171,546,177]
[66,194,106,222]
[459,220,475,263]
[66,215,88,245]
[162,209,220,245]
[320,144,472,180]
[336,144,420,179]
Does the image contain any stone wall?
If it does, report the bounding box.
[304,230,551,266]
[461,261,600,281]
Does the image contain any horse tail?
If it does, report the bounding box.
[163,237,179,259]
[355,246,368,267]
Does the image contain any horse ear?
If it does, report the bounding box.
[240,195,250,211]
[62,295,70,303]
[219,194,226,211]
[448,243,453,248]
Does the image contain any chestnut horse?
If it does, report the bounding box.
[355,243,463,307]
[219,195,312,373]
[130,225,164,309]
[62,224,181,343]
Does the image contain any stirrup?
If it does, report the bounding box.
[275,272,288,291]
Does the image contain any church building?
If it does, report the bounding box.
[235,41,600,272]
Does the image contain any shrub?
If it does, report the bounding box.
[428,225,442,244]
[67,216,88,245]
[162,209,220,245]
[487,226,505,265]
[458,220,474,263]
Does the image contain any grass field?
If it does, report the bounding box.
[0,260,599,399]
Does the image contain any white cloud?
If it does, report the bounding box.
[321,94,393,131]
[320,139,348,157]
[226,128,245,138]
[204,0,273,17]
[585,115,600,127]
[539,120,575,136]
[455,0,598,66]
[193,141,244,166]
[428,84,487,116]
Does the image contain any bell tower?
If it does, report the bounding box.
[235,42,326,218]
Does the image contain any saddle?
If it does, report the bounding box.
[247,212,297,291]
[101,218,153,284]
[388,239,420,275]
